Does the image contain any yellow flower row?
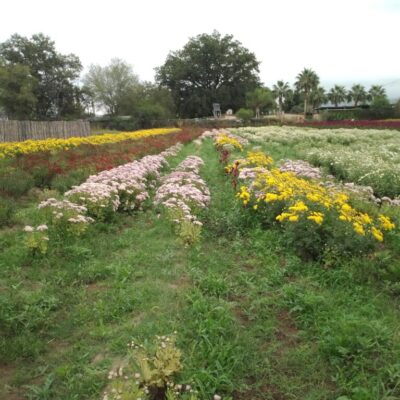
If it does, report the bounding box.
[234,152,395,242]
[0,128,181,158]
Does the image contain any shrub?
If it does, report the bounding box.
[235,108,254,123]
[50,169,92,193]
[0,167,35,196]
[103,334,200,400]
[0,196,16,227]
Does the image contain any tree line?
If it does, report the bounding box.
[0,31,394,121]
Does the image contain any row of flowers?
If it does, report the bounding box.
[0,128,180,158]
[211,130,396,258]
[155,155,210,245]
[23,143,183,253]
[302,119,400,129]
[229,125,400,199]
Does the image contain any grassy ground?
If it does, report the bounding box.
[1,139,400,399]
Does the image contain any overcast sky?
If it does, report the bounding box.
[1,0,399,98]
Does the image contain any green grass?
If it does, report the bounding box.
[1,139,400,399]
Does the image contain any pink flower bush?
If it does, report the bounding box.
[24,143,184,252]
[279,159,323,179]
[65,143,182,216]
[38,198,95,236]
[65,182,120,220]
[155,155,210,244]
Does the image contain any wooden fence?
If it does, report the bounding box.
[0,120,91,142]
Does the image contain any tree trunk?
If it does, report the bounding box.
[304,98,307,117]
[255,106,260,119]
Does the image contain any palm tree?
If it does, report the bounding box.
[328,85,347,107]
[347,84,368,107]
[368,85,386,102]
[310,86,327,109]
[272,80,291,114]
[295,68,320,116]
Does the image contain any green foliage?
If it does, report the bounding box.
[104,334,199,400]
[0,33,83,119]
[24,228,49,255]
[156,30,260,118]
[1,137,400,400]
[0,63,37,119]
[295,68,320,115]
[0,165,35,196]
[347,84,368,107]
[245,87,274,118]
[0,196,16,226]
[235,108,253,122]
[272,80,292,113]
[50,169,93,193]
[328,85,347,107]
[83,58,140,116]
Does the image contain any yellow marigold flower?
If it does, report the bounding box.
[289,201,308,212]
[341,203,353,213]
[265,193,279,202]
[276,212,291,222]
[215,134,243,151]
[371,227,384,242]
[379,214,395,231]
[353,222,366,236]
[334,193,349,204]
[306,193,320,202]
[307,212,324,225]
[360,213,373,225]
[289,215,299,222]
[253,205,258,210]
[244,151,273,167]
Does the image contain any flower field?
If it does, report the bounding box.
[231,125,400,198]
[0,128,180,158]
[0,129,200,228]
[1,126,400,400]
[303,119,400,129]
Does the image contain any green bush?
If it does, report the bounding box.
[321,106,395,121]
[0,196,16,227]
[31,165,52,187]
[0,167,35,196]
[50,169,91,193]
[236,108,254,122]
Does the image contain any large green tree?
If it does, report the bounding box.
[156,31,260,118]
[83,58,140,116]
[328,85,347,107]
[0,33,83,119]
[131,82,176,119]
[0,63,37,119]
[295,68,320,116]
